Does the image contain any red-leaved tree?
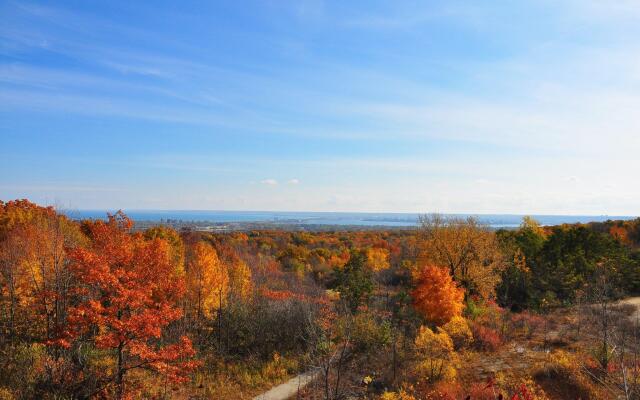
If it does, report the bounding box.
[58,211,198,399]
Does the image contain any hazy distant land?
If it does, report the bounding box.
[61,210,638,231]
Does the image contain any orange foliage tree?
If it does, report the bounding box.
[144,226,185,274]
[412,265,464,326]
[609,225,630,246]
[366,247,390,272]
[59,212,197,399]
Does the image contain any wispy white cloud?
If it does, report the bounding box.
[0,184,122,192]
[558,0,640,22]
[3,0,640,214]
[260,179,278,186]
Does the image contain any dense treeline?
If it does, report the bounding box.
[497,217,640,310]
[2,199,640,399]
[0,200,324,399]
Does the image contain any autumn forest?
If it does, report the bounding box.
[2,199,640,399]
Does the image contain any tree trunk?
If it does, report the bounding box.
[115,342,125,400]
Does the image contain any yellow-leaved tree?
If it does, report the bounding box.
[186,242,228,320]
[366,247,390,272]
[228,258,252,300]
[0,200,85,342]
[419,214,504,299]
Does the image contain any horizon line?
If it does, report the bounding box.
[58,208,639,218]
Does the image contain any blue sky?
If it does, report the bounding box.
[1,0,640,214]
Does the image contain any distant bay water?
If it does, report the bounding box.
[61,210,637,229]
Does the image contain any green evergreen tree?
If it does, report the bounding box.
[334,249,374,313]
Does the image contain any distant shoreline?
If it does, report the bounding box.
[59,209,638,231]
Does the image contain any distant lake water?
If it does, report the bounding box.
[61,210,637,229]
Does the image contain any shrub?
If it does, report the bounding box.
[466,382,497,400]
[0,343,47,399]
[534,350,595,400]
[424,379,548,400]
[464,297,483,320]
[349,313,392,353]
[0,388,14,400]
[220,297,321,359]
[588,343,617,373]
[442,316,473,350]
[425,381,464,400]
[414,326,457,382]
[260,353,298,382]
[471,324,502,351]
[465,298,506,333]
[415,360,457,384]
[415,326,454,359]
[511,311,545,339]
[379,389,417,400]
[478,300,506,329]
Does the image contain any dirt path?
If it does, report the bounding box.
[464,341,549,381]
[252,369,320,400]
[618,296,640,320]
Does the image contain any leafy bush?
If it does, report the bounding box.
[0,388,14,400]
[534,350,595,400]
[465,297,506,327]
[466,382,499,400]
[260,353,298,382]
[419,379,548,400]
[414,326,457,382]
[348,313,392,353]
[218,296,321,359]
[0,343,46,399]
[379,389,417,400]
[587,345,617,374]
[511,311,545,339]
[464,297,483,320]
[471,324,502,351]
[442,316,473,350]
[425,381,465,400]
